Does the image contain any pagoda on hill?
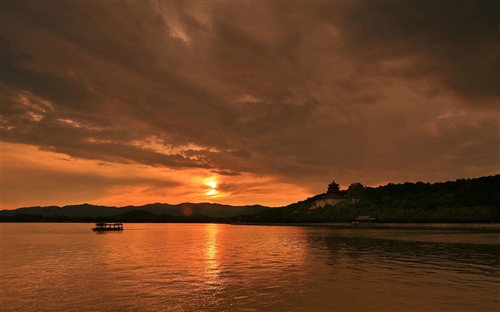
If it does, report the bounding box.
[308,180,347,210]
[327,180,340,194]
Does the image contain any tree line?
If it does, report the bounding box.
[233,175,500,224]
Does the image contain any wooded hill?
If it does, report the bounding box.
[234,175,500,223]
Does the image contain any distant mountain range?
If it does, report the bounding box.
[0,202,269,218]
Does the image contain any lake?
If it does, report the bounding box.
[1,223,499,311]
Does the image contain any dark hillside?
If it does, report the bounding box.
[241,175,500,223]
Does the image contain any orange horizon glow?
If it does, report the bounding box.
[3,139,496,211]
[1,142,313,210]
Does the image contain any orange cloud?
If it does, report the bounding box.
[1,142,310,209]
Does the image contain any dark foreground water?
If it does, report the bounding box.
[1,223,499,311]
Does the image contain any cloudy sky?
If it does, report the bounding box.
[2,1,498,209]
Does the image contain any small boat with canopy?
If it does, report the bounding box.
[93,222,124,231]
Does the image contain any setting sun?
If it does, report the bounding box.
[206,181,218,196]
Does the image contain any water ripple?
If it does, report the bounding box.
[1,223,499,311]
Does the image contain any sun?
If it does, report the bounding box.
[206,181,218,196]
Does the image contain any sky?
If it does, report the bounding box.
[1,1,499,209]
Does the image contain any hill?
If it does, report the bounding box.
[235,175,500,224]
[0,202,268,219]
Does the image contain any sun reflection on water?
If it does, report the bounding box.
[201,224,226,307]
[204,224,220,278]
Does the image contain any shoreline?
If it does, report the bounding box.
[233,222,500,229]
[2,221,499,229]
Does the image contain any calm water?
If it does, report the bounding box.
[1,223,499,311]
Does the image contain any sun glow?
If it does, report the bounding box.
[206,181,218,196]
[207,181,217,189]
[2,143,312,209]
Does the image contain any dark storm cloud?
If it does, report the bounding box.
[325,1,499,102]
[1,1,498,196]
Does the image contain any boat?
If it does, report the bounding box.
[93,222,124,231]
[351,215,376,226]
